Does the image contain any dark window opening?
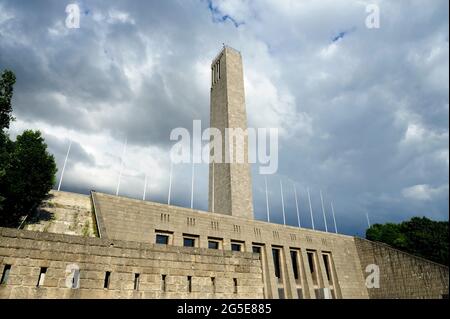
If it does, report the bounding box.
[134,273,140,291]
[272,249,281,279]
[187,276,192,293]
[156,234,169,245]
[161,274,167,292]
[104,271,111,289]
[307,252,315,273]
[233,278,238,294]
[290,251,299,280]
[307,251,318,285]
[208,241,219,249]
[37,267,47,287]
[252,246,261,254]
[231,243,242,252]
[322,254,332,282]
[211,277,216,293]
[184,237,196,247]
[71,269,80,289]
[1,265,11,285]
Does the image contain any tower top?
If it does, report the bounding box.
[211,45,241,66]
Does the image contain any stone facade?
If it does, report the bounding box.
[24,191,95,237]
[0,227,263,299]
[0,191,448,299]
[209,46,254,220]
[354,238,449,299]
[92,191,369,299]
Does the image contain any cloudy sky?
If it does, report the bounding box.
[0,0,448,236]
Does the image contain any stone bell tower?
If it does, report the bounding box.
[208,46,254,220]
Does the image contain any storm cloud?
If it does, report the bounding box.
[0,0,448,236]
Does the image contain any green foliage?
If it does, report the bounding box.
[366,217,449,265]
[0,70,57,227]
[0,70,16,130]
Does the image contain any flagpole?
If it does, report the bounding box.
[293,183,301,227]
[211,162,215,213]
[190,162,195,209]
[331,201,338,233]
[116,137,127,196]
[320,190,328,232]
[307,187,315,230]
[57,140,72,191]
[280,180,286,225]
[366,213,371,228]
[167,160,173,205]
[264,176,270,223]
[143,174,148,201]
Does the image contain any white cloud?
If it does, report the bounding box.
[402,184,448,201]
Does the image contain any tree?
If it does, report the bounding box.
[0,70,57,227]
[0,70,16,130]
[0,70,15,212]
[366,217,449,265]
[0,130,57,227]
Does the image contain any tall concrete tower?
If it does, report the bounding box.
[208,46,254,220]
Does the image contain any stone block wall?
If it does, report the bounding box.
[354,238,449,299]
[92,192,369,299]
[24,191,94,237]
[0,228,264,299]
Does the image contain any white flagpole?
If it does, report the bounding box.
[293,183,301,228]
[307,187,315,230]
[331,201,338,233]
[366,213,371,228]
[116,138,127,196]
[211,162,215,213]
[57,140,72,191]
[143,174,148,201]
[320,190,328,232]
[264,176,270,223]
[167,160,173,205]
[190,162,195,209]
[280,180,286,225]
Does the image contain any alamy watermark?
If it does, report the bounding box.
[65,263,80,289]
[365,264,380,288]
[365,4,380,29]
[65,4,80,29]
[170,120,278,175]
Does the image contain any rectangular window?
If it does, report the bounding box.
[187,276,192,293]
[211,277,216,293]
[134,273,140,291]
[322,254,332,283]
[290,250,299,280]
[161,274,167,292]
[184,237,196,247]
[1,265,11,285]
[104,271,111,289]
[37,267,47,287]
[233,278,238,294]
[156,234,169,245]
[252,246,261,254]
[71,269,80,289]
[218,61,221,79]
[307,251,318,285]
[231,242,242,252]
[272,249,281,279]
[208,240,219,249]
